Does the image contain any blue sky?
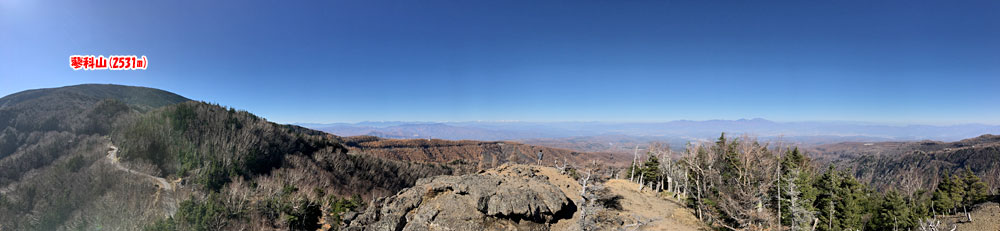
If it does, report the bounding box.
[1,0,998,124]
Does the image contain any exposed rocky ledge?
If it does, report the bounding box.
[345,164,576,231]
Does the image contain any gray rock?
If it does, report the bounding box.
[346,166,576,231]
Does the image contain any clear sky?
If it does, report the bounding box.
[2,0,998,124]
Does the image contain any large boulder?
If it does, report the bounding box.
[346,165,577,231]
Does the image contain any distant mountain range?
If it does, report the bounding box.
[300,119,1000,152]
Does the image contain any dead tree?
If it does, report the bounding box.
[711,136,778,229]
[682,170,688,199]
[777,148,782,231]
[630,145,638,183]
[638,172,645,191]
[653,142,679,194]
[555,158,568,174]
[918,218,957,231]
[964,204,971,223]
[682,142,714,222]
[580,170,592,197]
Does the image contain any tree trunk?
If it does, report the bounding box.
[829,200,835,230]
[630,145,638,182]
[638,172,645,191]
[893,215,898,231]
[667,176,673,193]
[696,176,704,221]
[683,172,689,198]
[964,204,972,222]
[777,160,781,231]
[931,201,936,217]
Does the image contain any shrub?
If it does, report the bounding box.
[65,155,86,172]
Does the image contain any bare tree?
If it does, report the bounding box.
[777,145,782,230]
[555,157,568,174]
[713,136,778,230]
[681,142,716,222]
[918,218,956,231]
[630,145,638,183]
[638,172,645,191]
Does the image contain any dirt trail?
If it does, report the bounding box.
[106,144,172,191]
[106,143,178,216]
[497,165,705,231]
[604,179,705,231]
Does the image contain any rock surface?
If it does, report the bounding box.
[346,164,576,231]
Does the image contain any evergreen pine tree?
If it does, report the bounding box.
[931,170,958,214]
[809,166,867,231]
[784,169,816,231]
[869,191,916,231]
[959,167,987,221]
[813,166,839,231]
[641,154,661,183]
[778,148,816,228]
[960,168,988,205]
[834,170,865,230]
[949,173,966,214]
[908,189,932,221]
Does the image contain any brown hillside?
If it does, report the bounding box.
[342,135,630,170]
[813,134,1000,195]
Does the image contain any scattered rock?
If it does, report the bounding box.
[346,164,576,231]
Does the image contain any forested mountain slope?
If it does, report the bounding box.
[121,101,455,230]
[815,135,1000,195]
[0,84,190,230]
[0,84,188,136]
[0,85,456,230]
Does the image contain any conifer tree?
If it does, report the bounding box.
[960,168,988,205]
[808,166,867,231]
[870,191,916,231]
[959,167,987,222]
[931,170,958,214]
[778,148,816,227]
[949,173,966,213]
[834,170,866,230]
[641,154,661,184]
[626,152,662,187]
[784,169,815,231]
[813,166,839,231]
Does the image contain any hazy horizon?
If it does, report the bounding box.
[295,118,1000,127]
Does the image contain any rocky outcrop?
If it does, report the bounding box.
[346,164,576,231]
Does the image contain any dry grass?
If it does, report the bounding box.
[946,202,1000,231]
[604,179,706,231]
